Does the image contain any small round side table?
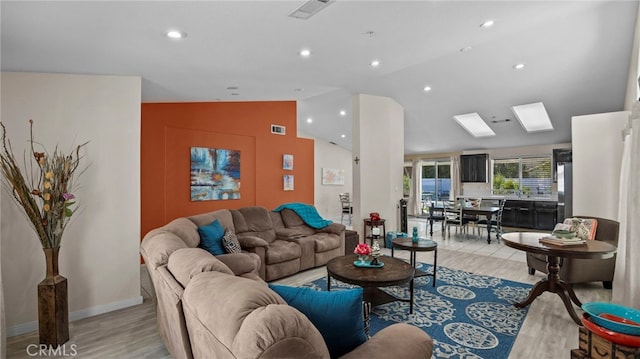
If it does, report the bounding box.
[391,238,438,287]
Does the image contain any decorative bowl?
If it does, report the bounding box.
[582,302,640,336]
[552,229,576,239]
[581,313,640,347]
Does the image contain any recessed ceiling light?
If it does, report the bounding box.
[306,117,313,123]
[341,134,346,138]
[423,86,432,92]
[299,49,311,57]
[511,102,554,132]
[480,20,495,28]
[513,63,526,70]
[370,60,380,67]
[453,113,496,137]
[166,30,187,39]
[339,110,346,116]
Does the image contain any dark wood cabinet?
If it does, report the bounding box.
[534,201,557,230]
[514,201,534,229]
[502,200,557,230]
[501,201,518,227]
[460,154,487,182]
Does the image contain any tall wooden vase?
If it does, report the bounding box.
[38,247,69,345]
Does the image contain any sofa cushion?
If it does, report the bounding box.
[280,208,306,228]
[564,217,598,240]
[313,233,341,252]
[198,219,226,255]
[265,240,302,264]
[140,230,189,269]
[232,207,277,243]
[222,230,242,254]
[164,217,200,248]
[168,248,233,287]
[189,209,234,230]
[268,284,366,358]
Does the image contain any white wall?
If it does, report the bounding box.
[313,139,353,220]
[624,2,640,111]
[352,94,404,233]
[1,72,142,335]
[572,111,629,219]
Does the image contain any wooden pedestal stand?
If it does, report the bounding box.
[38,247,69,345]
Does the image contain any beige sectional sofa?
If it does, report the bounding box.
[141,205,433,359]
[182,269,434,359]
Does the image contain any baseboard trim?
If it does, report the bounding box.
[7,295,144,337]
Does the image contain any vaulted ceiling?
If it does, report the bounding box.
[2,1,637,154]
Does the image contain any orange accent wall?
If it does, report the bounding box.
[141,101,314,239]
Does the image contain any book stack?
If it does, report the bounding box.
[539,235,586,247]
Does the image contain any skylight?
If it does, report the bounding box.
[453,113,496,137]
[511,102,554,132]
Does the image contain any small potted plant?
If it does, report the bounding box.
[354,243,371,263]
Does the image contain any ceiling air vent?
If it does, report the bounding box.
[288,0,334,20]
[271,124,286,135]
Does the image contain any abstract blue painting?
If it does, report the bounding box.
[190,147,240,201]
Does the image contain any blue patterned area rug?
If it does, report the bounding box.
[305,262,532,359]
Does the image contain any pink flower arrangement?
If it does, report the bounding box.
[354,243,371,256]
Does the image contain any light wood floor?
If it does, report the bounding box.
[6,219,610,358]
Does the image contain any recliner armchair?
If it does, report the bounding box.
[526,215,620,288]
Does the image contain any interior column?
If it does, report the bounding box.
[351,94,405,241]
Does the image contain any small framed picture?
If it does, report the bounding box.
[283,154,293,170]
[284,175,294,191]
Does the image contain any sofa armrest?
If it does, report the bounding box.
[237,235,269,248]
[216,252,261,277]
[339,323,433,359]
[317,222,346,235]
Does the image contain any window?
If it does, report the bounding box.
[493,156,552,197]
[403,165,412,197]
[422,160,450,203]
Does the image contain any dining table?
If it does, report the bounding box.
[428,202,500,243]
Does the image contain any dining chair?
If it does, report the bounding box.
[463,198,482,235]
[339,192,353,225]
[476,199,505,239]
[443,201,469,237]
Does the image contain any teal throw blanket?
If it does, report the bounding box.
[273,203,332,229]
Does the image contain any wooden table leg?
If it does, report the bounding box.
[514,255,582,325]
[485,213,493,244]
[433,249,437,287]
[409,278,414,314]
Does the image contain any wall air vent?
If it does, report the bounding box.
[288,0,334,20]
[271,124,286,135]
[329,141,337,145]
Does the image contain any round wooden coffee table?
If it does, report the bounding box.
[501,232,617,325]
[391,238,438,287]
[326,254,415,313]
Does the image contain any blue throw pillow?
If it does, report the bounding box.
[268,284,366,358]
[197,219,226,255]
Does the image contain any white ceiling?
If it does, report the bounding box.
[2,1,637,154]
